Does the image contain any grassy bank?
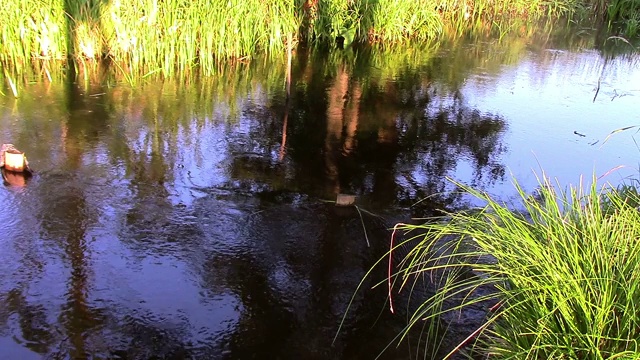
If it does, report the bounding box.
[1,0,638,80]
[390,175,640,358]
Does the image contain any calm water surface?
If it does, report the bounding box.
[0,33,639,359]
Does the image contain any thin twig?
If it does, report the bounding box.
[279,32,293,161]
[355,206,370,247]
[355,206,387,222]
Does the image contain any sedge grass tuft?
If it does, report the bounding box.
[392,174,640,358]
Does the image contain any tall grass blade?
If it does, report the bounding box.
[389,174,640,358]
[2,0,637,80]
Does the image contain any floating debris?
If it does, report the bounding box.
[0,143,32,173]
[336,194,356,206]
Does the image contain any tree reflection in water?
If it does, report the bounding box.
[0,44,508,359]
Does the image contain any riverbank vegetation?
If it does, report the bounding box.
[390,175,640,358]
[1,0,639,82]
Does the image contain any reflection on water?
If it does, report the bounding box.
[0,32,639,359]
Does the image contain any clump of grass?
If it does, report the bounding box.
[0,0,67,68]
[1,0,639,86]
[102,0,300,77]
[605,0,640,36]
[302,0,361,44]
[360,0,443,43]
[300,0,444,46]
[1,0,300,78]
[392,174,640,358]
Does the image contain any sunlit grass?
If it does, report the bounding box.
[361,0,443,43]
[101,0,300,77]
[0,0,638,87]
[0,0,67,70]
[391,174,640,358]
[2,0,300,78]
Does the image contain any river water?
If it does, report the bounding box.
[0,32,639,359]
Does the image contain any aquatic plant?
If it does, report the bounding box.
[360,0,443,43]
[1,0,638,86]
[0,0,67,69]
[1,0,300,77]
[390,174,640,358]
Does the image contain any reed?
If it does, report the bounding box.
[0,0,638,84]
[0,0,67,71]
[102,0,300,77]
[390,175,640,358]
[361,0,443,43]
[2,0,299,78]
[606,0,640,36]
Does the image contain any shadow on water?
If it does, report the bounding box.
[0,29,638,359]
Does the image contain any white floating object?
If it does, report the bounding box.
[1,143,31,173]
[336,194,356,206]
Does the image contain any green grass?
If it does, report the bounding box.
[0,0,67,70]
[0,0,638,87]
[102,0,300,77]
[390,175,640,358]
[1,0,301,78]
[360,0,444,43]
[606,0,640,36]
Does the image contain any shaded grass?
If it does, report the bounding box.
[606,0,640,36]
[391,174,640,358]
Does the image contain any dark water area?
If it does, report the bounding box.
[0,32,639,359]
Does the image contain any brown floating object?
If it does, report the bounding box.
[336,194,356,207]
[0,143,31,173]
